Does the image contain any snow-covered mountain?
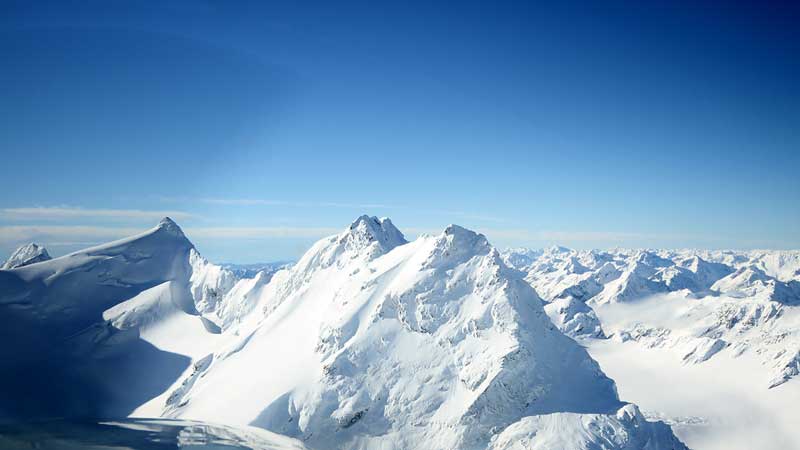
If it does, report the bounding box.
[1,243,51,269]
[0,216,686,450]
[502,246,800,448]
[501,246,800,386]
[221,261,294,279]
[0,219,213,419]
[158,217,685,449]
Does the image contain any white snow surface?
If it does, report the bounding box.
[489,404,682,450]
[0,217,686,450]
[160,220,683,450]
[1,243,51,269]
[502,247,800,384]
[502,246,800,449]
[0,218,239,420]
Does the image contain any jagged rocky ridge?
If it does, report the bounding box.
[501,246,800,388]
[0,216,687,450]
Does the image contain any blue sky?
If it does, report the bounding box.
[1,0,798,262]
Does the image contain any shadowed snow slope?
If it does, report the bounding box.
[0,218,236,419]
[0,419,308,450]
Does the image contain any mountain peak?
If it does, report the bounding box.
[546,245,572,254]
[441,224,490,248]
[424,224,492,269]
[1,242,52,270]
[295,216,408,270]
[732,265,771,283]
[562,255,590,274]
[156,216,187,238]
[632,250,673,268]
[343,215,406,254]
[500,247,543,270]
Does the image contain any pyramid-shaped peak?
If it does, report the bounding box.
[546,245,573,254]
[424,224,492,269]
[156,216,187,237]
[2,242,52,270]
[159,216,178,227]
[343,215,407,254]
[680,255,704,270]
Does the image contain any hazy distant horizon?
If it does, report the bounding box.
[2,214,798,265]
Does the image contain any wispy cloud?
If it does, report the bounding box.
[0,224,341,248]
[0,206,194,221]
[0,225,145,243]
[186,226,340,239]
[479,229,659,242]
[158,196,391,209]
[470,228,769,249]
[155,196,511,224]
[403,227,674,243]
[198,198,289,206]
[418,209,513,224]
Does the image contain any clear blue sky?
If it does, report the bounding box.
[1,0,798,262]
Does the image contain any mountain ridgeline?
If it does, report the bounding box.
[0,216,698,449]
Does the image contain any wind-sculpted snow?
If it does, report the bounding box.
[0,218,242,419]
[503,246,800,387]
[162,221,684,450]
[1,243,51,269]
[0,217,196,339]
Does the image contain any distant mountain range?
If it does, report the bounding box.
[501,246,800,389]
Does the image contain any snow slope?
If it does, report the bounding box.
[489,404,682,450]
[1,243,51,269]
[502,246,800,449]
[587,327,800,450]
[0,218,237,419]
[0,217,687,449]
[161,217,685,450]
[504,247,800,385]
